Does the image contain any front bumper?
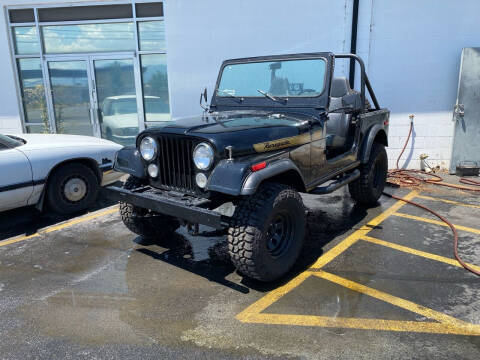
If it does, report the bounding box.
[103,185,225,229]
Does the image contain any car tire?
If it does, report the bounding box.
[46,162,99,214]
[349,142,388,206]
[227,182,306,282]
[119,175,180,240]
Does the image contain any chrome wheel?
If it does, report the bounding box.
[63,177,88,202]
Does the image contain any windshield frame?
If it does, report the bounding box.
[216,57,328,99]
[211,52,333,111]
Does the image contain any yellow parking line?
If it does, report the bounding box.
[237,191,418,322]
[241,314,480,335]
[361,235,480,273]
[393,212,480,235]
[0,206,118,248]
[416,194,480,210]
[236,271,311,322]
[313,271,471,326]
[310,190,419,269]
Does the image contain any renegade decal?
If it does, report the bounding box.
[253,133,311,153]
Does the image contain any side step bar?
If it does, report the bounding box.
[310,169,360,195]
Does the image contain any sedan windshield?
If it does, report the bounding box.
[0,134,24,148]
[217,58,326,98]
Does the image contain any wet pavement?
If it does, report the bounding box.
[0,178,479,359]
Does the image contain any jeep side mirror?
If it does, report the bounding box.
[200,87,208,111]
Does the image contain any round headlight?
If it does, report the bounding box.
[193,142,214,170]
[139,136,157,161]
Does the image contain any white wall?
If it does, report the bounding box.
[164,0,353,119]
[364,0,479,169]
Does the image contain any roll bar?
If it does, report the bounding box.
[334,54,380,110]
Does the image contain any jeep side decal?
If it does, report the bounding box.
[253,133,311,153]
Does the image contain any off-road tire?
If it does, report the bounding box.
[119,176,180,239]
[349,142,387,206]
[228,183,306,282]
[46,162,99,214]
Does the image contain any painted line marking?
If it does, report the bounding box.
[237,190,480,335]
[309,191,419,269]
[0,206,118,248]
[393,212,480,235]
[313,270,471,326]
[361,235,480,273]
[237,191,418,321]
[415,194,480,210]
[240,313,480,335]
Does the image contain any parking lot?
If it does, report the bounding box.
[0,181,479,359]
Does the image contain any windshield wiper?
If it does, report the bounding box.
[257,89,287,104]
[216,89,243,103]
[257,89,278,101]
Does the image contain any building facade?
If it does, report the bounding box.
[1,0,478,168]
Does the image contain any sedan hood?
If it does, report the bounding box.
[8,133,121,151]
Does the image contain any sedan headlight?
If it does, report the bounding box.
[193,142,214,170]
[139,136,157,161]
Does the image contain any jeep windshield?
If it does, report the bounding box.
[217,58,326,98]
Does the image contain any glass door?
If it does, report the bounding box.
[47,60,95,136]
[91,57,141,146]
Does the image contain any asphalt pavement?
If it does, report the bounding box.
[0,179,479,359]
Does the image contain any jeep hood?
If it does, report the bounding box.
[143,111,314,156]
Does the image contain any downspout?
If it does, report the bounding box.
[349,0,360,88]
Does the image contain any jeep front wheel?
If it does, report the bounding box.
[119,176,180,241]
[228,183,306,282]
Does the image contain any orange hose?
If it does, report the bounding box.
[385,119,480,276]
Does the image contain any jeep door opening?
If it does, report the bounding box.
[104,52,389,282]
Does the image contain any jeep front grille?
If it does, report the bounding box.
[152,135,198,193]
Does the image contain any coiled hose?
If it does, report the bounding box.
[384,116,480,276]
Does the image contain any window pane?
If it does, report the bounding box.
[38,4,132,22]
[17,58,49,128]
[9,9,35,23]
[26,124,50,134]
[136,2,164,18]
[138,21,166,51]
[42,23,135,54]
[48,61,93,136]
[94,59,138,146]
[141,54,170,122]
[13,26,40,54]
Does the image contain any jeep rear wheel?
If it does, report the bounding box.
[119,176,180,241]
[349,142,387,206]
[228,183,306,282]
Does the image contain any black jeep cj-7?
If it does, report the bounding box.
[105,52,389,281]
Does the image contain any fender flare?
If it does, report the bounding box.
[240,158,305,195]
[113,147,147,179]
[360,124,388,164]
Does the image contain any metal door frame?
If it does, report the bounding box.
[43,52,144,139]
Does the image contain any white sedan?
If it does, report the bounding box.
[0,133,123,214]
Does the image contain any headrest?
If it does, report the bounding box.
[331,77,351,97]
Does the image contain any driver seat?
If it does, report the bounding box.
[326,77,353,149]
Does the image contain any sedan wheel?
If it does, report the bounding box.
[47,163,99,214]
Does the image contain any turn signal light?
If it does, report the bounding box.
[251,161,267,172]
